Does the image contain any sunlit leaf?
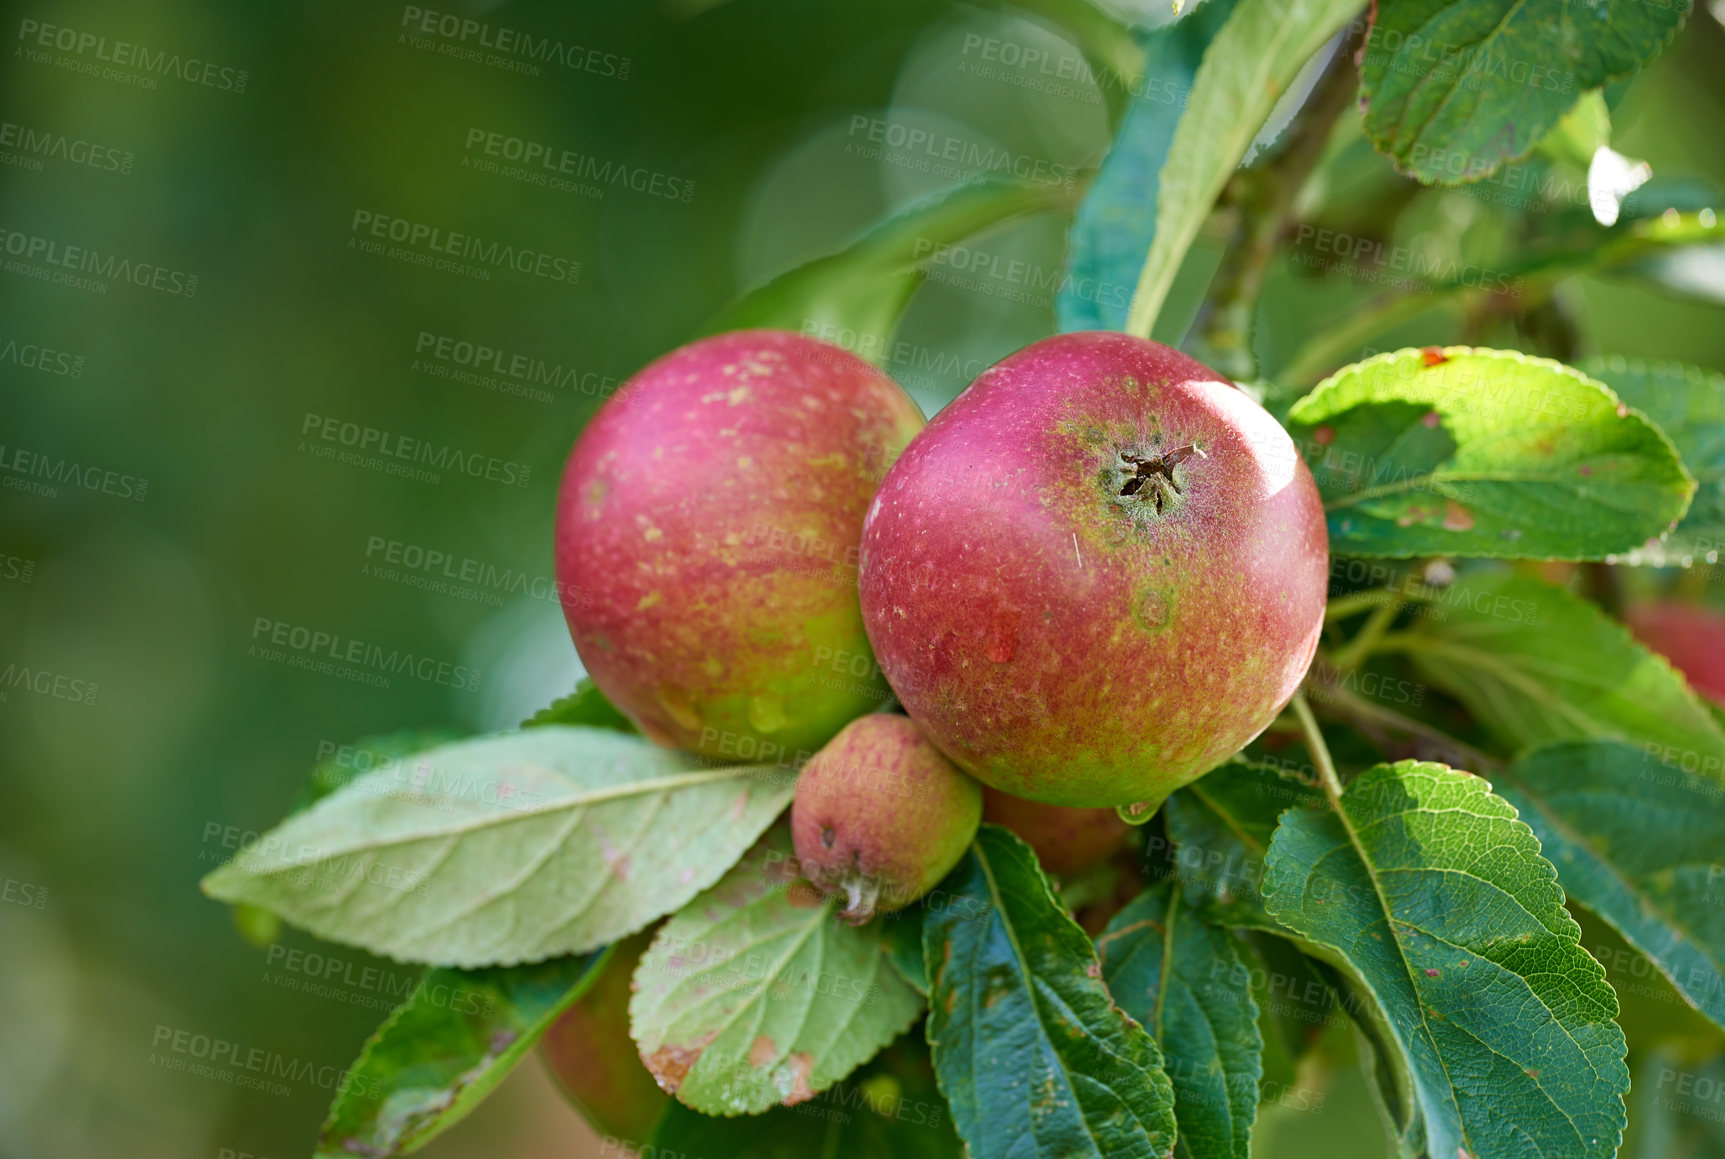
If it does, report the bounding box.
[1286,347,1695,559]
[1499,739,1725,1031]
[1263,761,1630,1158]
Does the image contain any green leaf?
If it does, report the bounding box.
[700,178,1078,360]
[1534,90,1612,170]
[1057,1,1237,332]
[1162,758,1324,930]
[1392,571,1725,767]
[1360,0,1690,184]
[291,729,464,815]
[201,727,793,966]
[1497,739,1725,1032]
[1124,0,1360,335]
[1286,347,1695,559]
[1237,930,1344,1082]
[1580,356,1725,566]
[923,825,1178,1159]
[628,825,925,1115]
[1262,761,1630,1159]
[521,677,636,733]
[880,906,928,995]
[649,1033,964,1158]
[1097,880,1264,1159]
[315,951,609,1159]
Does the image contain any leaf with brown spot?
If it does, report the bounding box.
[644,1033,716,1094]
[924,826,1176,1158]
[1288,348,1694,559]
[314,951,609,1159]
[649,1033,964,1156]
[630,825,923,1116]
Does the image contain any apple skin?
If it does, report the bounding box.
[1625,601,1725,706]
[858,331,1328,809]
[540,929,668,1143]
[555,330,925,759]
[790,713,982,923]
[980,786,1132,877]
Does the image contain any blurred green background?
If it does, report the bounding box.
[2,1,1723,1156]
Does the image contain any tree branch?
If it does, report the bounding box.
[1192,36,1360,380]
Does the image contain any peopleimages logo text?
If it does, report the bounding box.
[0,226,198,296]
[0,443,147,500]
[399,7,630,78]
[0,120,134,173]
[349,210,580,284]
[16,18,249,91]
[299,413,532,488]
[463,128,694,201]
[250,618,482,691]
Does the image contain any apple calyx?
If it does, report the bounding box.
[1106,440,1206,520]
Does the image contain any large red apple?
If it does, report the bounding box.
[1625,600,1725,706]
[555,331,924,758]
[858,331,1327,810]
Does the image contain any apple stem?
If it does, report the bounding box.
[1303,670,1501,775]
[1289,692,1345,805]
[1330,596,1403,671]
[838,873,881,925]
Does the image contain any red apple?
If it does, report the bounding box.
[858,331,1327,810]
[980,786,1132,877]
[555,331,924,759]
[791,713,982,923]
[540,930,667,1142]
[1625,600,1725,706]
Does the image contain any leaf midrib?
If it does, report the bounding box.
[973,840,1134,1158]
[1323,467,1681,513]
[234,764,776,871]
[1318,777,1477,1156]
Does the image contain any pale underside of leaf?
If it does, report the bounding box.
[315,951,609,1158]
[202,727,794,966]
[628,828,925,1117]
